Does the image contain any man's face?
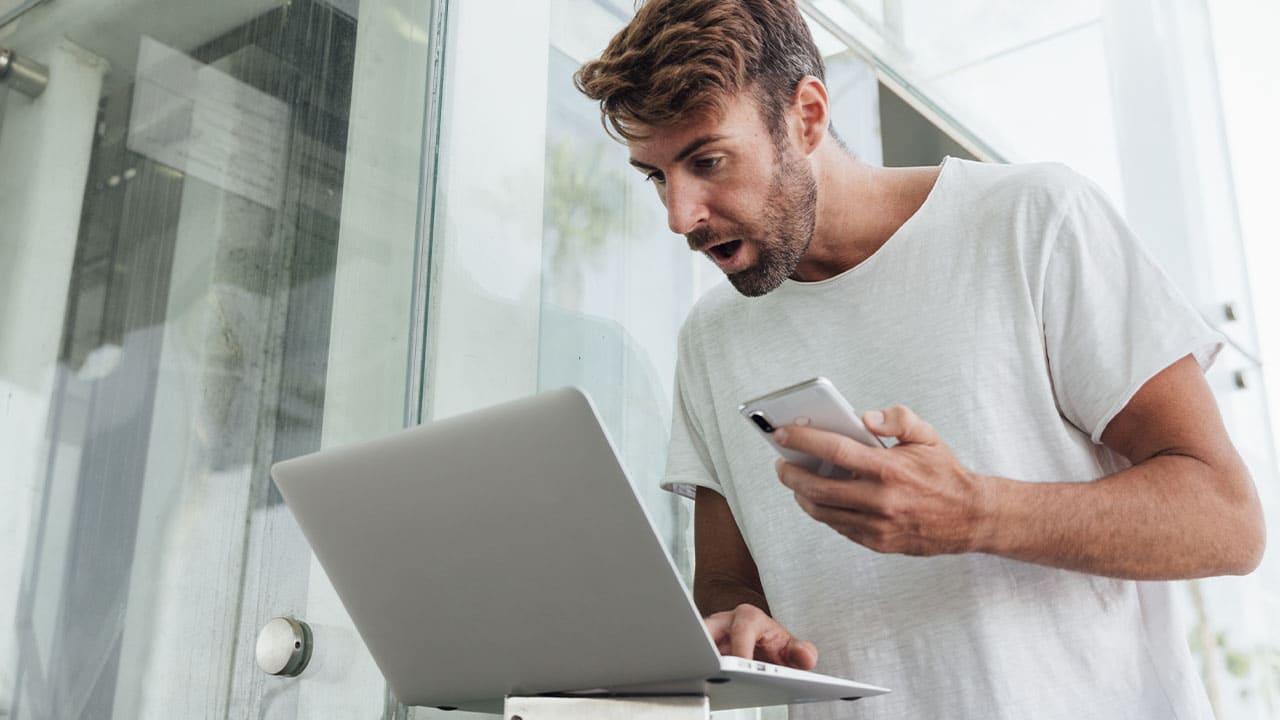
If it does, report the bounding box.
[627,92,818,297]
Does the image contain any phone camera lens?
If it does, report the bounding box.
[749,412,775,434]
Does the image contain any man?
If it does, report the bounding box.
[574,1,1264,718]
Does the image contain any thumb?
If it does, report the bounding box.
[785,638,818,670]
[864,405,940,445]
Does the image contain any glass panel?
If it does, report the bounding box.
[0,0,437,717]
[424,0,701,595]
[414,4,706,713]
[537,17,693,560]
[417,3,876,720]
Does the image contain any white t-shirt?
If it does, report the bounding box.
[662,157,1223,719]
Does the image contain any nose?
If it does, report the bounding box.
[664,177,710,235]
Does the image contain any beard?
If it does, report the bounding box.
[687,143,818,297]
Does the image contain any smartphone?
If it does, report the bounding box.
[738,377,885,479]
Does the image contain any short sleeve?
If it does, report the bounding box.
[660,350,724,500]
[1041,178,1224,444]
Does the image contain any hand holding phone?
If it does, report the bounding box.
[738,377,884,479]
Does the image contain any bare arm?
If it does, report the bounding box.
[692,486,771,617]
[775,355,1265,580]
[693,485,818,669]
[981,354,1266,579]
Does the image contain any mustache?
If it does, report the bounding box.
[686,227,730,252]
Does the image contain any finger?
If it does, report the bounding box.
[704,611,733,644]
[784,638,819,670]
[775,425,888,477]
[728,608,773,661]
[747,617,814,666]
[792,491,879,539]
[864,405,940,445]
[778,463,886,515]
[750,624,793,665]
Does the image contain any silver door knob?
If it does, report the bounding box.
[256,617,313,677]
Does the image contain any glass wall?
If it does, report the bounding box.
[11,0,1263,718]
[420,0,697,587]
[415,4,880,720]
[1,1,879,717]
[0,0,440,717]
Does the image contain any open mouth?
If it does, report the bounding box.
[709,239,742,260]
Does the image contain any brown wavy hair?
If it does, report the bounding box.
[573,0,827,143]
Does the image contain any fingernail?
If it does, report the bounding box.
[774,427,788,444]
[865,410,884,427]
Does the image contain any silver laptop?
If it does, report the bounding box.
[271,387,889,713]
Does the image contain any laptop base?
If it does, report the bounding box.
[500,695,710,719]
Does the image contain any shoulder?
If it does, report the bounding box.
[948,158,1093,216]
[942,159,1112,268]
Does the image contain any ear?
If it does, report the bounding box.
[790,76,830,156]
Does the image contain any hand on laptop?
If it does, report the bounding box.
[704,603,819,670]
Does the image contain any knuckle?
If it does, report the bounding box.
[876,465,896,486]
[844,525,869,545]
[866,522,891,545]
[877,491,900,519]
[832,441,859,470]
[879,460,905,485]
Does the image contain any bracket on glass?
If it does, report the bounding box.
[255,616,313,678]
[0,47,48,99]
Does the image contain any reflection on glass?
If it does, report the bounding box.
[538,43,693,559]
[0,0,427,717]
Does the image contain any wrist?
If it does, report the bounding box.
[693,577,771,618]
[969,473,1014,555]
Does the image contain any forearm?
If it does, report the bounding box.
[978,453,1264,580]
[693,574,771,618]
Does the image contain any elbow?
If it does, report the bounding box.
[1221,468,1267,576]
[1227,509,1266,576]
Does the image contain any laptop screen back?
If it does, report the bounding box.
[272,388,722,707]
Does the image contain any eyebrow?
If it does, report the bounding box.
[628,134,726,171]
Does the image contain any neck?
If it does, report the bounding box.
[792,145,942,282]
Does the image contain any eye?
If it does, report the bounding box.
[644,171,666,185]
[693,156,723,173]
